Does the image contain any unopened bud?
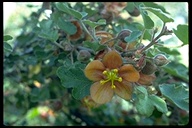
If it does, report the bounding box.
[153,54,169,66]
[117,29,132,42]
[128,7,140,17]
[77,50,91,62]
[141,60,157,75]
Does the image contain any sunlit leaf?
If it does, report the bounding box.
[173,24,188,45]
[4,35,13,42]
[141,7,174,23]
[149,95,168,113]
[141,11,154,29]
[56,2,87,19]
[83,19,106,29]
[143,2,169,14]
[4,42,13,55]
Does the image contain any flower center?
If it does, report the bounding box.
[100,69,122,89]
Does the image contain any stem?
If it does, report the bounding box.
[79,20,98,42]
[139,29,146,44]
[70,51,74,64]
[102,37,117,45]
[52,41,65,50]
[125,42,130,51]
[139,23,166,54]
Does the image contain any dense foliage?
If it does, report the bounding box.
[4,2,188,126]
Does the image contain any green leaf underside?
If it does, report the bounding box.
[124,31,142,43]
[56,3,87,19]
[83,19,106,28]
[135,86,168,117]
[57,18,77,35]
[159,83,189,111]
[142,7,174,23]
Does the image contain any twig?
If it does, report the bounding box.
[79,20,98,42]
[139,23,166,54]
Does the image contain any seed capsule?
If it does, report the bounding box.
[141,60,157,75]
[153,54,169,66]
[117,29,132,42]
[77,50,91,62]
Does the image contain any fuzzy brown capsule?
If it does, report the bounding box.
[141,60,157,75]
[77,50,91,62]
[153,54,169,66]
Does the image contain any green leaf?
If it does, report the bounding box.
[124,30,142,43]
[159,83,189,111]
[163,62,189,82]
[157,47,180,56]
[149,95,168,113]
[38,19,59,42]
[136,2,154,29]
[57,17,77,35]
[173,24,188,45]
[135,96,154,117]
[141,7,174,23]
[143,2,169,14]
[141,11,154,29]
[34,50,50,60]
[26,108,39,119]
[39,19,53,30]
[72,83,91,100]
[56,2,87,19]
[57,66,92,88]
[135,86,148,96]
[83,19,106,29]
[4,42,13,55]
[4,35,13,42]
[83,41,106,52]
[39,30,58,42]
[125,2,135,12]
[135,86,168,116]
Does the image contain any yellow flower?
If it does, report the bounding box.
[84,50,140,104]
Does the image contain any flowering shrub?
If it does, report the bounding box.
[4,2,188,126]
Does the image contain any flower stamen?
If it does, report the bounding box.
[100,69,122,89]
